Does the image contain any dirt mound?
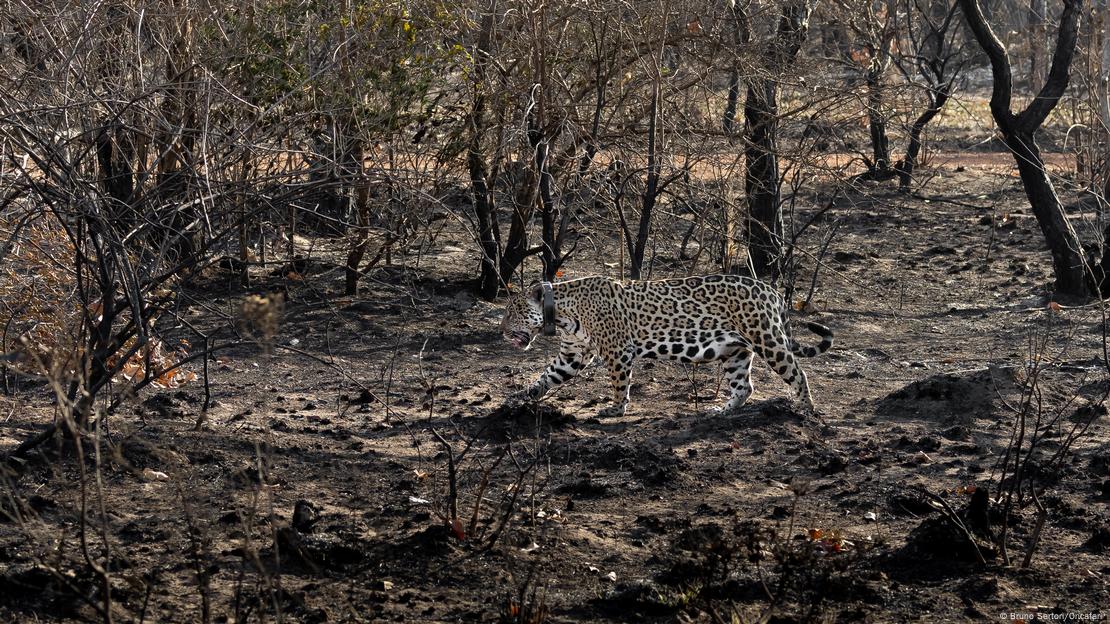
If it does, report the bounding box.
[591,440,688,486]
[478,401,575,440]
[886,489,997,581]
[744,397,811,426]
[0,564,85,618]
[875,370,1007,424]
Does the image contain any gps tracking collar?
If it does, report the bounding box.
[540,282,556,336]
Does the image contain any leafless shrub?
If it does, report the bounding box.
[990,310,1107,567]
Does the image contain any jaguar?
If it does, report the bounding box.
[500,274,833,416]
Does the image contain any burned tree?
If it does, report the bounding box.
[739,0,813,281]
[892,0,968,189]
[469,2,506,301]
[959,0,1090,297]
[834,0,898,180]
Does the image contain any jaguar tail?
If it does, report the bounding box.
[789,321,833,358]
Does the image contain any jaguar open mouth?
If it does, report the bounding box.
[506,331,532,349]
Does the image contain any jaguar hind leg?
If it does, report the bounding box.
[724,349,756,410]
[710,347,754,414]
[756,343,814,412]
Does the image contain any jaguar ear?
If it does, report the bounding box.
[530,283,544,303]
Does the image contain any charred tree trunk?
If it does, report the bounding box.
[723,70,741,133]
[742,1,811,282]
[744,80,783,280]
[471,149,501,300]
[499,164,537,282]
[1007,130,1090,295]
[534,124,559,281]
[537,157,560,281]
[96,124,134,214]
[531,5,562,283]
[155,10,200,262]
[960,0,1089,297]
[866,60,892,174]
[896,88,951,188]
[470,4,501,301]
[892,0,963,190]
[338,7,371,295]
[722,4,744,134]
[340,128,368,295]
[630,73,661,280]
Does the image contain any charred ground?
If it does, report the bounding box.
[1,156,1109,623]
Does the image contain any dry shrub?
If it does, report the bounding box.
[0,210,195,389]
[0,211,81,375]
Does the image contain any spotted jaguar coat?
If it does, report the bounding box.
[500,274,833,417]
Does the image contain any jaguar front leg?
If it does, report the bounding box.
[597,347,636,417]
[513,338,593,402]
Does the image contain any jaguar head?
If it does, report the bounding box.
[500,284,547,350]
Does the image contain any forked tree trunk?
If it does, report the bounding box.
[959,0,1091,298]
[896,88,951,188]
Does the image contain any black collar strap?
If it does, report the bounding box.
[541,282,557,336]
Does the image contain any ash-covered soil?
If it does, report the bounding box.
[1,157,1108,623]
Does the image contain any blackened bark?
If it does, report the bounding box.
[630,75,660,280]
[892,0,962,189]
[1099,221,1110,295]
[866,62,891,172]
[723,70,741,133]
[1007,132,1088,295]
[723,0,748,133]
[896,89,950,188]
[534,125,558,281]
[470,3,501,301]
[743,1,811,282]
[499,165,537,281]
[744,81,782,280]
[959,0,1089,297]
[530,5,561,283]
[471,152,501,300]
[96,124,134,211]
